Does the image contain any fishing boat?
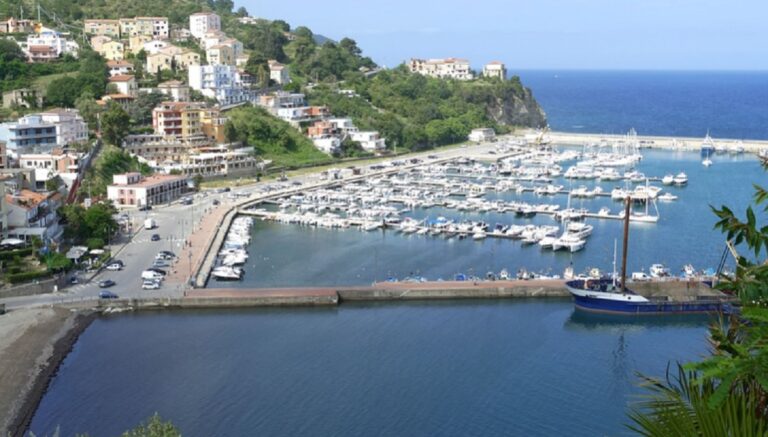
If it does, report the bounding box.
[565,197,731,315]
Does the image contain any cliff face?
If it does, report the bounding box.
[486,86,548,129]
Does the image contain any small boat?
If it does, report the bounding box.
[661,174,674,185]
[212,266,243,280]
[649,263,670,278]
[597,207,611,216]
[672,172,688,186]
[702,158,713,167]
[701,133,716,158]
[658,192,678,201]
[498,269,510,280]
[472,231,487,240]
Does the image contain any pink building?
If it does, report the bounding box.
[106,172,189,208]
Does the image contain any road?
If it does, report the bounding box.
[0,139,510,311]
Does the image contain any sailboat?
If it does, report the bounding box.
[701,132,716,158]
[565,197,731,315]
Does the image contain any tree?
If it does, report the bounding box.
[45,176,60,192]
[339,38,361,56]
[235,6,248,17]
[46,76,81,107]
[193,174,203,191]
[126,92,165,126]
[272,20,290,32]
[122,413,181,437]
[0,39,25,63]
[101,103,130,146]
[75,91,102,129]
[628,159,768,433]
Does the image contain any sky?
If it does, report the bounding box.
[237,0,768,70]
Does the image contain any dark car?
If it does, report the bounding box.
[99,290,118,299]
[98,279,116,288]
[139,205,152,211]
[151,233,161,241]
[159,250,176,258]
[147,267,167,276]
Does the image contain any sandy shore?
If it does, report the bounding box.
[0,308,96,437]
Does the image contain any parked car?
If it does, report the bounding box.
[105,262,123,271]
[138,205,152,211]
[69,275,78,284]
[99,290,119,299]
[155,253,173,261]
[151,233,161,241]
[159,250,176,258]
[147,267,167,276]
[153,260,169,268]
[142,281,161,290]
[98,279,116,288]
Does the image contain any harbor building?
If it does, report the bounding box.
[482,61,507,80]
[468,128,496,143]
[107,172,189,208]
[189,12,221,39]
[408,58,473,80]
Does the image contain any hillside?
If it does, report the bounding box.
[2,0,547,159]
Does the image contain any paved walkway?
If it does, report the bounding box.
[166,203,231,286]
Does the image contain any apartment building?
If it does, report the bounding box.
[0,109,88,154]
[188,64,254,106]
[189,12,221,39]
[83,19,120,38]
[5,189,63,243]
[106,60,135,77]
[206,44,235,66]
[119,17,169,39]
[157,80,191,102]
[151,102,206,138]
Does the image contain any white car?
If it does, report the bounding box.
[105,263,123,271]
[142,281,161,290]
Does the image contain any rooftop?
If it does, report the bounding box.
[109,74,135,82]
[112,174,187,188]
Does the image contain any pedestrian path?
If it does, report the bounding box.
[166,205,229,286]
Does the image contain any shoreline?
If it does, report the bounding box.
[2,279,731,435]
[1,309,97,437]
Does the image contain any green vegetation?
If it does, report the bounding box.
[44,49,109,107]
[58,202,118,244]
[101,102,131,146]
[121,413,182,437]
[225,106,331,168]
[0,39,81,94]
[627,160,768,434]
[81,144,152,198]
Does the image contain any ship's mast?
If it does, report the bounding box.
[621,196,631,292]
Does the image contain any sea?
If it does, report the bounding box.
[28,71,768,436]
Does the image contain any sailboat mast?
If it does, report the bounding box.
[621,196,631,292]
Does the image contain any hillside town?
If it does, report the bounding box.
[0,6,516,295]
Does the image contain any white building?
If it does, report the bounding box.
[408,58,473,80]
[24,29,79,59]
[328,118,358,133]
[0,109,88,154]
[157,80,191,102]
[107,172,189,208]
[189,12,221,39]
[108,74,138,97]
[351,131,386,151]
[468,128,496,143]
[142,39,170,54]
[188,64,255,106]
[482,61,507,80]
[313,137,341,155]
[268,60,290,85]
[106,60,135,77]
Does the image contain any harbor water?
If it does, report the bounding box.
[222,149,759,288]
[30,302,711,436]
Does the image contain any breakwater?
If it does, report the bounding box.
[546,131,768,152]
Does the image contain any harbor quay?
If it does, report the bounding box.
[545,130,768,152]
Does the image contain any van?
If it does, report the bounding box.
[141,270,164,280]
[144,219,156,230]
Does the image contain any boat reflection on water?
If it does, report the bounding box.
[564,309,715,332]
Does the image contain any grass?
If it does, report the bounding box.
[31,71,79,92]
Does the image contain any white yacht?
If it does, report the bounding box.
[672,172,688,185]
[552,233,586,252]
[661,174,674,185]
[658,192,678,201]
[702,158,713,167]
[649,264,670,278]
[212,266,243,280]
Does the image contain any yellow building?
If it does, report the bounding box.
[206,45,234,66]
[127,34,152,55]
[99,40,125,61]
[175,50,202,69]
[90,35,113,52]
[200,108,228,144]
[146,52,173,74]
[181,109,202,139]
[83,19,120,38]
[119,17,169,40]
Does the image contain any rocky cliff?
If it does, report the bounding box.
[487,85,548,129]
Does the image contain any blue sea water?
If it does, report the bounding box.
[30,303,711,437]
[28,71,768,437]
[517,70,768,140]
